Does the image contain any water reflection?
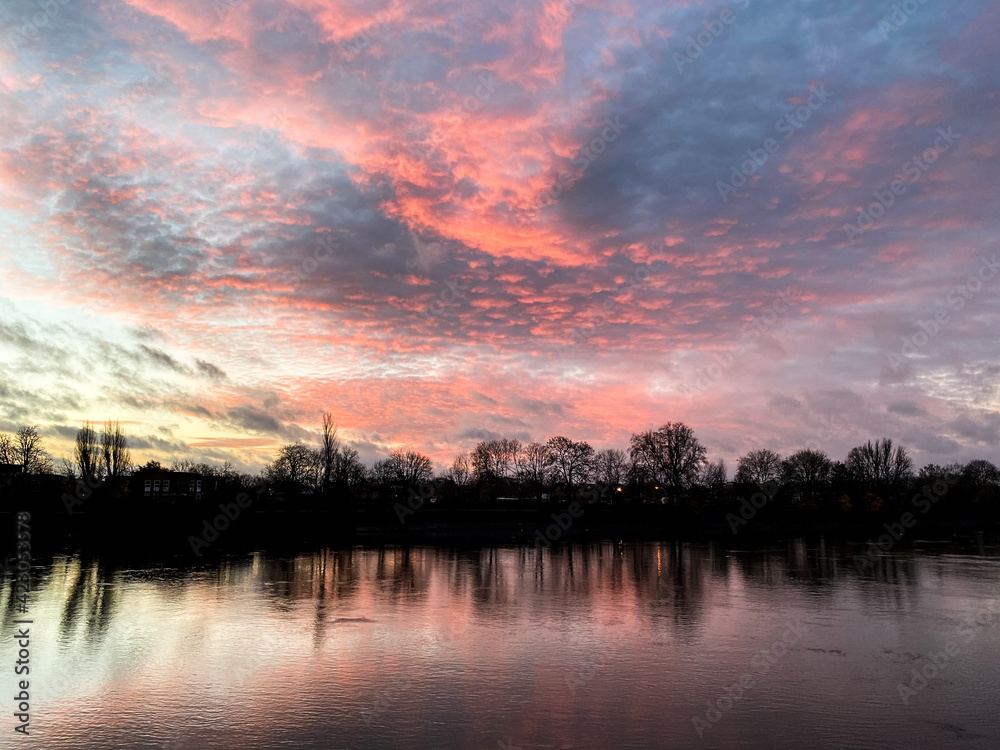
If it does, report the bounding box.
[3,536,999,749]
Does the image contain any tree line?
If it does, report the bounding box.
[2,416,999,518]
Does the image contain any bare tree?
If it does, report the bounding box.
[383,449,433,487]
[370,458,396,487]
[516,442,553,486]
[14,426,52,474]
[629,422,706,503]
[592,448,628,488]
[331,445,366,490]
[470,441,495,482]
[471,439,521,482]
[447,452,472,485]
[963,459,999,487]
[781,449,832,486]
[781,448,833,507]
[497,438,521,479]
[0,433,14,466]
[60,458,76,481]
[701,458,727,487]
[545,436,594,493]
[700,457,728,505]
[319,412,339,494]
[267,444,318,488]
[100,420,132,479]
[75,421,101,481]
[846,438,913,491]
[919,463,964,482]
[735,448,782,485]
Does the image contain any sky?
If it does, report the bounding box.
[0,0,998,474]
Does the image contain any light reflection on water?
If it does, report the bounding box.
[3,537,1000,749]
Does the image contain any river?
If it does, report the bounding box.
[4,536,999,749]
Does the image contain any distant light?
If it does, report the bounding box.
[616,487,622,492]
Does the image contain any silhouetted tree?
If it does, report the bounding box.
[629,422,706,504]
[100,420,132,479]
[59,458,76,481]
[447,452,472,486]
[333,446,366,488]
[13,426,52,475]
[698,457,728,507]
[0,433,13,466]
[370,458,396,488]
[546,436,594,494]
[918,462,963,482]
[267,444,318,488]
[75,421,101,481]
[846,438,912,493]
[472,439,520,482]
[319,412,339,495]
[593,448,628,488]
[701,458,727,486]
[384,449,433,487]
[963,459,999,487]
[516,442,552,488]
[735,448,782,485]
[170,459,244,487]
[781,449,833,508]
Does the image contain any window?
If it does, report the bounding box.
[196,480,203,492]
[144,480,151,494]
[163,480,170,493]
[189,480,195,493]
[153,480,161,492]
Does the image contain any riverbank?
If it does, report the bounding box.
[3,506,996,560]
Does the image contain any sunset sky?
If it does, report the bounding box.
[1,0,998,472]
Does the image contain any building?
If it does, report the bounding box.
[130,470,218,503]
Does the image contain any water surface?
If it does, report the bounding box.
[5,537,1000,749]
